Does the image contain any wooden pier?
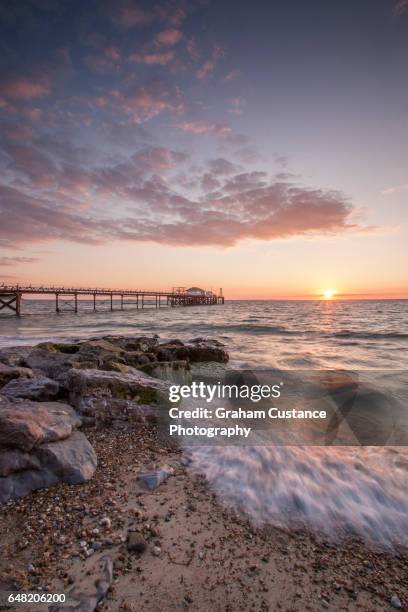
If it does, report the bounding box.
[0,285,224,316]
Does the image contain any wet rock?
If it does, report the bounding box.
[153,340,229,364]
[189,337,225,347]
[126,532,147,554]
[138,465,174,491]
[137,360,191,383]
[103,336,159,353]
[67,367,170,415]
[0,345,33,367]
[0,400,81,451]
[1,375,59,401]
[391,595,403,609]
[0,363,21,387]
[24,344,82,386]
[74,396,160,426]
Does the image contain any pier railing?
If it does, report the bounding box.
[0,284,224,316]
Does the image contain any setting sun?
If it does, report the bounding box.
[323,289,335,300]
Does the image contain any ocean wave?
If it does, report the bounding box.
[329,330,408,340]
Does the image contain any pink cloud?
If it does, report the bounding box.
[196,60,215,80]
[132,147,189,170]
[393,0,408,14]
[382,183,408,195]
[0,256,38,266]
[111,83,185,123]
[155,28,183,45]
[111,5,149,28]
[1,77,50,100]
[223,70,239,81]
[129,51,175,65]
[0,149,361,248]
[176,120,232,136]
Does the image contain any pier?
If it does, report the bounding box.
[0,285,224,316]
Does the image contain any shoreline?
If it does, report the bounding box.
[0,336,407,610]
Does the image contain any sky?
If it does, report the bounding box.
[0,0,407,299]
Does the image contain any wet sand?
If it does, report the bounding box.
[0,422,407,612]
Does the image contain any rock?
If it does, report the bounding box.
[67,367,170,417]
[1,375,59,401]
[138,360,191,383]
[33,431,97,484]
[126,532,147,554]
[0,466,59,503]
[0,400,81,452]
[154,340,229,364]
[138,465,174,490]
[0,448,41,477]
[189,337,224,347]
[103,336,159,353]
[0,431,96,502]
[0,346,33,367]
[391,595,403,609]
[0,363,21,387]
[100,517,111,529]
[24,344,81,384]
[152,545,161,556]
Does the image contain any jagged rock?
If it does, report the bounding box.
[24,344,82,384]
[154,340,229,363]
[103,335,159,352]
[68,367,170,413]
[189,337,225,347]
[138,360,192,384]
[0,363,21,387]
[33,431,97,484]
[1,375,59,401]
[0,400,81,452]
[0,346,34,367]
[75,397,160,425]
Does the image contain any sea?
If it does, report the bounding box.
[0,298,407,547]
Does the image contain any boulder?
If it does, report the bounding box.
[1,375,59,401]
[0,400,81,452]
[75,397,160,425]
[0,346,34,367]
[0,448,41,477]
[68,367,170,410]
[33,431,97,484]
[0,432,96,503]
[0,466,59,503]
[0,363,21,387]
[24,344,81,384]
[154,340,229,364]
[102,335,159,353]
